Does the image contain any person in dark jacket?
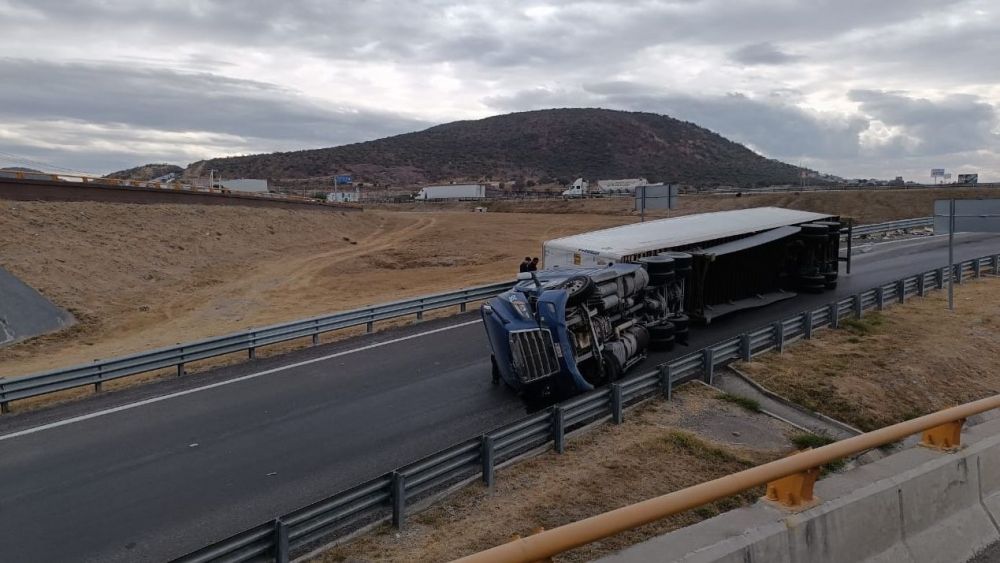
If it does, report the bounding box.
[519,256,531,273]
[528,257,539,271]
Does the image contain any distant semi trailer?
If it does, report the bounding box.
[414,184,486,200]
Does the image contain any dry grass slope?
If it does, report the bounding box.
[739,277,1000,431]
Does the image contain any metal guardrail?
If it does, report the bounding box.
[0,281,513,412]
[170,252,1000,563]
[0,218,940,413]
[848,216,932,236]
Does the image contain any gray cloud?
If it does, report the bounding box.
[729,43,801,65]
[0,0,997,179]
[849,89,1000,156]
[0,58,427,172]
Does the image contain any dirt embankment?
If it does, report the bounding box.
[316,384,793,563]
[0,201,629,377]
[738,277,1000,431]
[382,187,994,224]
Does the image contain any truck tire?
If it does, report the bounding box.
[602,350,624,382]
[667,314,690,332]
[561,275,595,306]
[640,255,675,275]
[650,270,676,286]
[649,321,676,351]
[824,271,838,290]
[659,252,692,271]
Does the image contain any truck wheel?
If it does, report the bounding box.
[602,351,624,382]
[561,275,595,306]
[667,314,690,332]
[649,322,676,351]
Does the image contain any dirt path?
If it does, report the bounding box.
[0,203,628,378]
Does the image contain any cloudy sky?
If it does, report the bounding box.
[1,0,997,180]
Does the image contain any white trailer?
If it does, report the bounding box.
[597,178,647,193]
[562,177,648,197]
[219,178,268,193]
[414,184,485,200]
[543,207,834,268]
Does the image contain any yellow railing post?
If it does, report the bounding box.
[921,418,964,451]
[765,466,820,510]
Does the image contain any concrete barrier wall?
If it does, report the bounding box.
[602,416,1000,563]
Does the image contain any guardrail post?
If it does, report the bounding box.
[273,518,289,563]
[897,280,906,304]
[739,333,751,361]
[853,294,862,319]
[610,384,624,424]
[955,263,963,285]
[828,303,840,329]
[802,312,813,340]
[702,348,715,384]
[177,363,185,377]
[937,267,945,289]
[875,287,885,311]
[917,273,926,297]
[94,362,103,392]
[366,320,374,333]
[974,260,982,278]
[773,321,785,353]
[460,302,467,313]
[552,407,565,454]
[248,346,256,360]
[659,365,672,400]
[391,471,405,529]
[481,435,496,486]
[312,333,320,346]
[416,299,425,321]
[993,255,1000,276]
[0,378,8,414]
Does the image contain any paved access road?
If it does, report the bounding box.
[1,233,998,562]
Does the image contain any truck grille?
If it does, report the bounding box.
[509,329,560,383]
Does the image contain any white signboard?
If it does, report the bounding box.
[634,183,678,211]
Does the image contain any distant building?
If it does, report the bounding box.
[219,178,268,192]
[327,189,360,203]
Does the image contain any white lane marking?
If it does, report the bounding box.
[0,319,483,442]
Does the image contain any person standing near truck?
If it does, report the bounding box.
[519,257,531,273]
[529,257,539,271]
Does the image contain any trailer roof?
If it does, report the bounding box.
[544,207,834,258]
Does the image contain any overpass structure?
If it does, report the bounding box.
[1,230,999,562]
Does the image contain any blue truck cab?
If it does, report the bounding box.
[481,262,682,400]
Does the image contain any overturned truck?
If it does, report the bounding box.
[481,207,841,399]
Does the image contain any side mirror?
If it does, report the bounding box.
[516,272,533,281]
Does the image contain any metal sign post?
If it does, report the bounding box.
[635,184,677,222]
[933,198,1000,311]
[948,199,955,310]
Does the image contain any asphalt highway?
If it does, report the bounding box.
[2,232,999,562]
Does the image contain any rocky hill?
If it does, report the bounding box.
[185,108,812,188]
[105,163,183,181]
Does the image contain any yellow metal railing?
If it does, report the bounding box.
[455,393,1000,563]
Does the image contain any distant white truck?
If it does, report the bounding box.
[414,184,486,200]
[562,177,648,197]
